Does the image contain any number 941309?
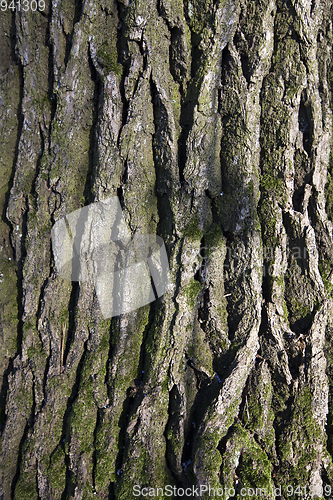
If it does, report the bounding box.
[1,0,45,11]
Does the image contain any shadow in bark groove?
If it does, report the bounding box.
[112,301,160,480]
[84,46,101,206]
[92,407,101,494]
[177,25,206,184]
[324,323,333,464]
[63,282,80,367]
[2,9,23,233]
[47,2,57,142]
[35,276,53,408]
[10,401,36,499]
[60,339,89,500]
[3,12,25,361]
[72,0,84,31]
[151,77,177,243]
[163,384,187,487]
[0,359,13,434]
[62,0,83,71]
[180,374,221,483]
[116,0,130,148]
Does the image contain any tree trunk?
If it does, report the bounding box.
[1,0,333,498]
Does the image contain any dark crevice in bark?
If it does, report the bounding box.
[31,123,45,202]
[62,0,76,75]
[136,302,157,383]
[35,277,52,407]
[40,352,51,413]
[117,185,124,211]
[109,482,116,500]
[288,343,306,380]
[163,384,183,486]
[219,46,238,201]
[298,92,312,156]
[180,377,221,474]
[150,77,176,245]
[29,375,37,435]
[220,45,231,97]
[2,0,333,493]
[92,408,101,493]
[223,264,243,342]
[325,322,333,465]
[217,422,236,479]
[0,359,13,434]
[63,282,80,366]
[4,21,24,260]
[157,0,187,89]
[60,342,89,499]
[307,191,317,229]
[267,1,282,77]
[11,397,35,499]
[112,304,158,482]
[114,395,138,482]
[310,0,316,15]
[233,29,251,87]
[63,26,73,70]
[47,2,57,144]
[195,234,214,355]
[238,372,252,425]
[116,0,130,147]
[84,47,101,206]
[258,303,269,356]
[105,319,115,397]
[177,28,204,184]
[292,152,313,213]
[140,31,149,73]
[156,0,162,18]
[61,459,75,500]
[30,125,51,403]
[282,213,314,335]
[73,0,84,28]
[186,356,210,390]
[0,12,22,436]
[178,119,187,184]
[169,27,186,86]
[197,286,210,330]
[118,68,130,150]
[15,222,29,359]
[271,372,292,422]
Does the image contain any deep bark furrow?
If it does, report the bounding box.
[1,0,333,499]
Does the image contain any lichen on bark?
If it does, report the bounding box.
[1,0,333,499]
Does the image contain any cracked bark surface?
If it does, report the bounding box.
[1,0,333,498]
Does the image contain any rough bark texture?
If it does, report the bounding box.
[1,0,333,498]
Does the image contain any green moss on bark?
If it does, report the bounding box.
[183,278,202,308]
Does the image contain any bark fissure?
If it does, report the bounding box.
[2,0,333,498]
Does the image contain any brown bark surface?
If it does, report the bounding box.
[1,0,333,499]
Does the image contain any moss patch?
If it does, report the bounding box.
[278,387,322,486]
[184,219,203,241]
[183,278,202,308]
[221,423,273,498]
[48,445,67,493]
[97,41,122,77]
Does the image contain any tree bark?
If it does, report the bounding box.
[1,0,333,498]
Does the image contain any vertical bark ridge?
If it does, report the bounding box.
[1,0,333,499]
